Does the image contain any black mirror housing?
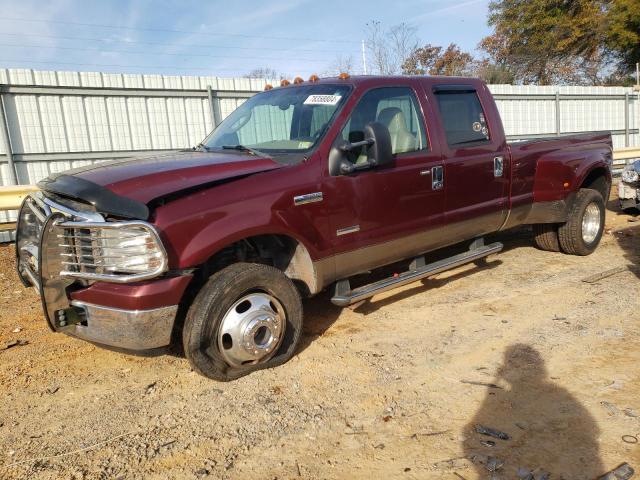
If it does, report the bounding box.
[364,121,393,167]
[329,122,393,176]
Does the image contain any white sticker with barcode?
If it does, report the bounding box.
[304,94,342,105]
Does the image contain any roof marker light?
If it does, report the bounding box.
[338,72,350,80]
[308,74,319,82]
[280,79,291,87]
[293,76,304,84]
[264,84,273,91]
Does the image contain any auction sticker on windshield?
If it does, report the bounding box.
[304,95,342,106]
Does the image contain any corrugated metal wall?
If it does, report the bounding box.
[0,69,638,241]
[489,84,639,149]
[0,68,281,188]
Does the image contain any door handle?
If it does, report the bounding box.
[431,165,444,190]
[420,169,431,176]
[494,156,504,177]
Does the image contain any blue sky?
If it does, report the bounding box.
[0,0,492,78]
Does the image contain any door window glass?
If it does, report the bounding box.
[340,87,428,156]
[434,90,490,146]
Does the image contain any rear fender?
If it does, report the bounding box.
[533,144,612,203]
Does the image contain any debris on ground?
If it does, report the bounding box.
[601,401,620,416]
[582,266,628,284]
[598,463,635,480]
[144,382,157,395]
[2,339,28,350]
[469,453,504,472]
[460,379,503,389]
[475,424,511,440]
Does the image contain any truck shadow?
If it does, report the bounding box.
[299,228,540,353]
[613,223,640,279]
[297,257,503,354]
[463,343,604,479]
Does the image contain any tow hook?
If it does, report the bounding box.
[54,307,84,329]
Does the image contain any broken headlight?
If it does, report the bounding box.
[622,160,640,184]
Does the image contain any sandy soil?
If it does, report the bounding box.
[0,196,639,480]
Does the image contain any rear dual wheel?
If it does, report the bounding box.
[533,188,605,256]
[183,263,303,381]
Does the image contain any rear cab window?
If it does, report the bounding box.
[433,87,490,147]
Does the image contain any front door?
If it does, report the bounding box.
[323,84,445,279]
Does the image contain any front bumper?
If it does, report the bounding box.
[16,192,187,351]
[70,301,178,350]
[618,181,639,209]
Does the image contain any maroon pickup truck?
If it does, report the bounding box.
[16,75,612,380]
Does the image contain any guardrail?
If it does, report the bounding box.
[0,148,638,235]
[612,147,640,173]
[0,185,38,232]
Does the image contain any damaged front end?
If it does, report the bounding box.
[619,160,640,211]
[15,187,181,351]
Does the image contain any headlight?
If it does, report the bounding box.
[55,220,168,282]
[622,169,639,183]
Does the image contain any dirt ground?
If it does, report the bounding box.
[1,195,639,480]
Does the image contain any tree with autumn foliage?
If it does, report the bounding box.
[479,0,639,85]
[402,44,474,76]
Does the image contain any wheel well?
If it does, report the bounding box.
[580,168,610,201]
[194,234,317,297]
[170,234,318,350]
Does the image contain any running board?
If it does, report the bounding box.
[331,241,503,307]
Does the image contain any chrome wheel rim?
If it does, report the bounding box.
[582,203,601,244]
[217,293,286,368]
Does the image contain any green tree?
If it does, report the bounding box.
[479,0,608,85]
[605,0,640,75]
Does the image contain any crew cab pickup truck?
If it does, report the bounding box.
[16,75,612,381]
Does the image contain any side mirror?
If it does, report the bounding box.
[363,121,393,167]
[328,122,393,176]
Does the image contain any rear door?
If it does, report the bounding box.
[431,85,509,240]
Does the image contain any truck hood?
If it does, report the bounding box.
[38,150,283,219]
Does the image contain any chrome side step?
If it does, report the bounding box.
[331,241,503,307]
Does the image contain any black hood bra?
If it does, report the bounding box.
[38,174,149,220]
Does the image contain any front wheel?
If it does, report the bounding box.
[558,189,605,256]
[183,263,303,381]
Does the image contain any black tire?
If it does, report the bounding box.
[558,189,605,256]
[532,223,561,252]
[183,263,303,381]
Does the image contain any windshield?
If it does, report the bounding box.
[202,84,351,163]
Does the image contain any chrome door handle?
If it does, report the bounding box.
[494,156,504,177]
[432,165,444,190]
[420,170,431,176]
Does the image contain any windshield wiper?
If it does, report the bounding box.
[222,144,270,157]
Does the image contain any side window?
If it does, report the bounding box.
[434,90,490,147]
[340,87,428,157]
